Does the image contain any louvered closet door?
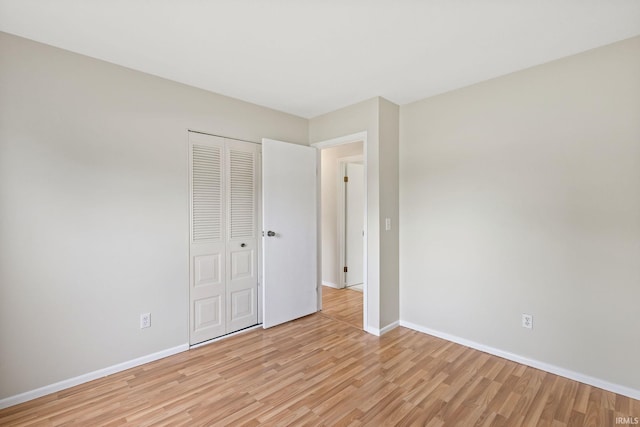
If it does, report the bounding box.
[226,141,259,334]
[189,133,226,344]
[189,132,260,345]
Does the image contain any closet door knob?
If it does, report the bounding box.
[267,231,276,237]
[240,243,246,247]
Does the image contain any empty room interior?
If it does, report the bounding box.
[1,1,639,425]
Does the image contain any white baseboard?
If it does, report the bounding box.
[380,320,400,335]
[322,281,340,289]
[0,343,189,410]
[366,320,400,337]
[399,320,640,401]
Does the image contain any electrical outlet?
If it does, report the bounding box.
[522,313,533,329]
[140,313,151,329]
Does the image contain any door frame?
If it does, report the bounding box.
[312,131,368,331]
[337,155,364,288]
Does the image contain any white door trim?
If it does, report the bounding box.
[311,131,367,150]
[312,132,369,332]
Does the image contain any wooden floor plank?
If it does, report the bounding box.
[0,287,637,426]
[321,285,364,329]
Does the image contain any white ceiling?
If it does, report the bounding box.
[1,1,640,118]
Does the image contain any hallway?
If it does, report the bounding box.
[321,285,363,329]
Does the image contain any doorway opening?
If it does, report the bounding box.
[314,132,367,330]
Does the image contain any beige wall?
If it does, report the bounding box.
[399,36,640,391]
[0,32,308,399]
[321,142,364,287]
[310,97,400,333]
[378,99,400,326]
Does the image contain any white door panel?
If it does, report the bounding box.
[345,162,364,286]
[230,248,254,280]
[225,141,259,334]
[230,287,255,323]
[192,248,225,339]
[194,253,222,286]
[262,139,318,329]
[226,241,258,332]
[193,294,224,335]
[189,133,226,344]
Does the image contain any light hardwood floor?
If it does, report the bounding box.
[320,285,363,330]
[1,287,638,426]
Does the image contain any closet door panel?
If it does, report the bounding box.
[226,142,259,333]
[189,133,226,344]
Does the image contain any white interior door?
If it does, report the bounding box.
[345,162,364,286]
[189,132,259,345]
[262,139,318,328]
[226,141,259,333]
[189,133,226,344]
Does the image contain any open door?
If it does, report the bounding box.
[262,139,318,328]
[345,162,364,287]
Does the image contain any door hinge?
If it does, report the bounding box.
[344,266,348,273]
[344,176,349,183]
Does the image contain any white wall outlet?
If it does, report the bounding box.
[522,313,533,329]
[140,313,151,329]
[385,218,391,231]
